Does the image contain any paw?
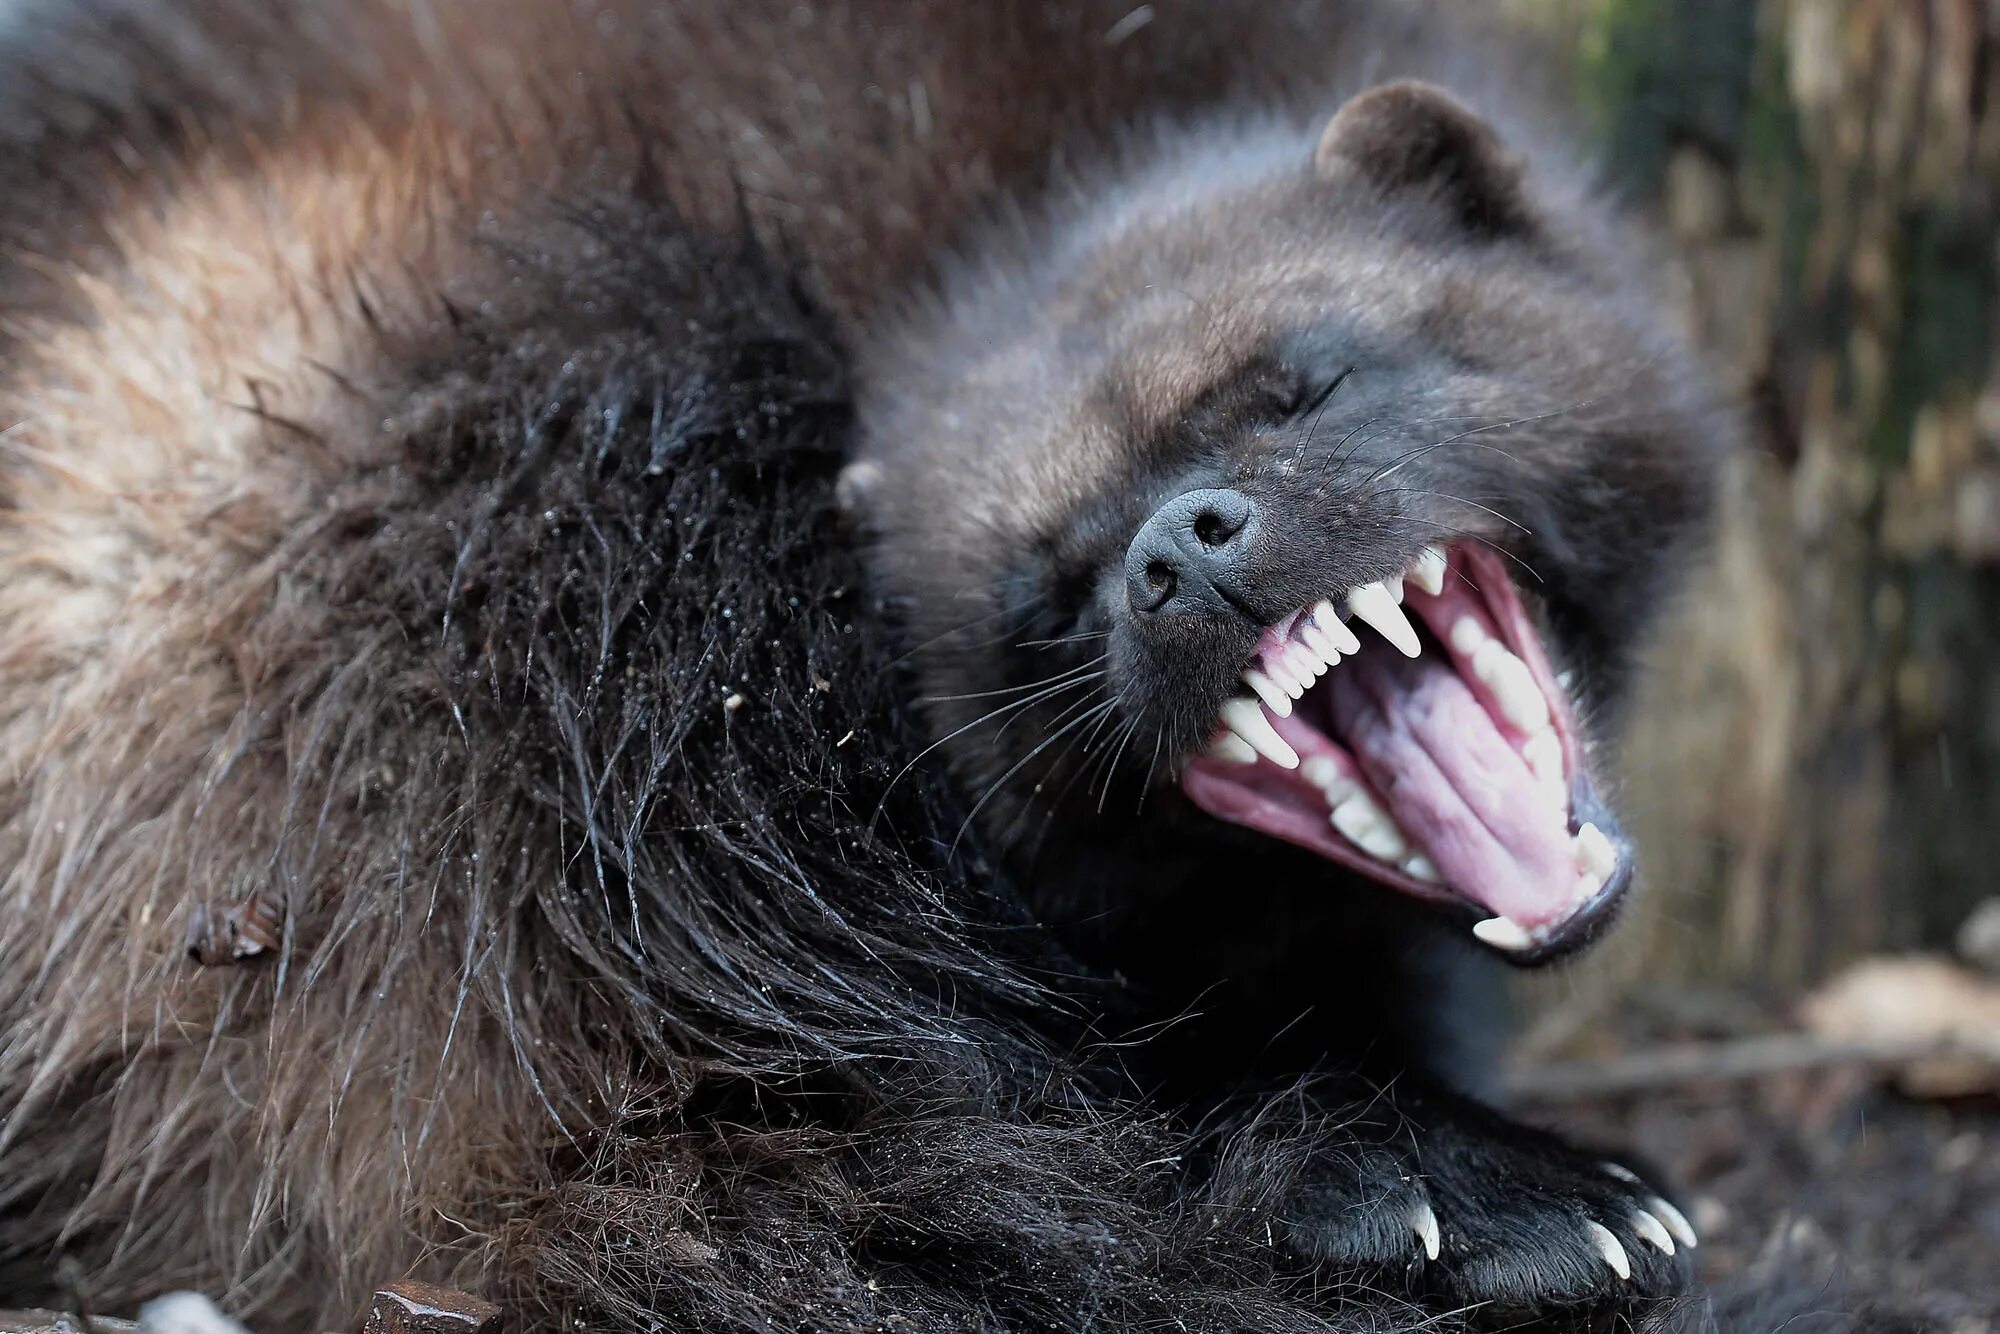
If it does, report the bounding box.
[1283,1099,1697,1316]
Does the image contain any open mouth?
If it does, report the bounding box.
[1178,544,1630,961]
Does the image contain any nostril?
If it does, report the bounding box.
[1191,507,1243,548]
[1137,559,1178,612]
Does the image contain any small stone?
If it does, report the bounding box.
[355,1282,501,1334]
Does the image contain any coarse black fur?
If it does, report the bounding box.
[0,2,1776,1331]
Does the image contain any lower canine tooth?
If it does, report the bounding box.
[1347,582,1421,657]
[1408,545,1448,596]
[1243,669,1292,718]
[1220,697,1299,769]
[1204,732,1259,765]
[1330,791,1409,860]
[1310,600,1362,654]
[1472,916,1536,951]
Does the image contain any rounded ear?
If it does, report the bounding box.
[1313,81,1535,237]
[835,459,884,529]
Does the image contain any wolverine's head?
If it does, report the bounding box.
[850,83,1727,962]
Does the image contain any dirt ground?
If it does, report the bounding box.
[1524,1065,2000,1330]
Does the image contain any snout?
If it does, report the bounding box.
[1124,488,1261,621]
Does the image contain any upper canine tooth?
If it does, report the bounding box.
[1347,582,1421,657]
[1329,790,1410,860]
[1220,697,1300,769]
[1310,600,1362,655]
[1470,639,1550,733]
[1204,732,1259,764]
[1408,546,1448,597]
[1243,668,1292,718]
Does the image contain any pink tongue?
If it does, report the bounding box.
[1325,647,1577,928]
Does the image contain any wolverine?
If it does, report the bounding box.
[0,2,1744,1330]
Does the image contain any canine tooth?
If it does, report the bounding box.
[1575,822,1618,880]
[1400,853,1441,883]
[1204,732,1259,764]
[1631,1210,1676,1256]
[1408,545,1448,597]
[1220,697,1299,769]
[1330,791,1409,860]
[1347,582,1421,657]
[1408,1199,1441,1261]
[1647,1195,1697,1249]
[1583,1221,1631,1280]
[1472,915,1536,951]
[1471,640,1550,733]
[1243,669,1292,719]
[1449,615,1487,656]
[1310,600,1362,654]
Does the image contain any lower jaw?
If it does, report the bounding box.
[1176,545,1632,960]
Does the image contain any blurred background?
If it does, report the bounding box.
[1494,2,2000,1323]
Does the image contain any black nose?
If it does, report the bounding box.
[1124,488,1260,618]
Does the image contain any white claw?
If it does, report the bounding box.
[1409,1199,1441,1261]
[1648,1195,1697,1249]
[1220,697,1299,769]
[1330,790,1409,861]
[1408,545,1449,597]
[1582,1220,1631,1280]
[1631,1210,1676,1256]
[1311,600,1362,655]
[1347,582,1421,657]
[1243,668,1292,718]
[1204,732,1259,765]
[1471,915,1536,951]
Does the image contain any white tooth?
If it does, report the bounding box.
[1409,1199,1441,1261]
[1288,643,1326,680]
[1631,1210,1676,1256]
[1385,573,1406,604]
[1301,621,1343,666]
[1557,668,1577,691]
[1574,822,1618,880]
[1408,545,1448,597]
[1471,639,1551,733]
[1523,730,1564,794]
[1204,732,1259,764]
[1220,697,1299,769]
[1301,755,1356,806]
[1346,582,1421,657]
[1472,916,1536,951]
[1400,853,1441,883]
[1329,791,1409,861]
[1583,1221,1631,1280]
[1243,668,1292,718]
[1449,615,1487,656]
[1310,600,1362,655]
[1647,1195,1697,1249]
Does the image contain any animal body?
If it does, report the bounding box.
[0,2,1739,1330]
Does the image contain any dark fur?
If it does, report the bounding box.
[0,2,1756,1330]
